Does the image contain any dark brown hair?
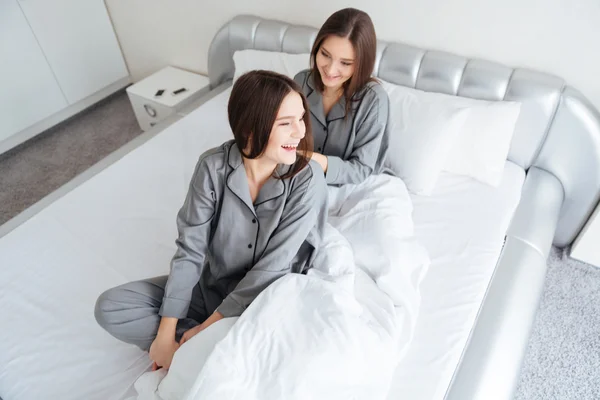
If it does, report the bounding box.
[310,8,377,115]
[228,70,313,179]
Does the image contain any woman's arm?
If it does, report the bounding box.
[150,156,218,368]
[324,88,390,185]
[216,164,328,318]
[159,158,217,320]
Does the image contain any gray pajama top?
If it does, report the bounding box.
[160,140,328,319]
[294,69,392,185]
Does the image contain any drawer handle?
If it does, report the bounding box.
[144,104,157,117]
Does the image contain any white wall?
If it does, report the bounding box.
[105,0,600,110]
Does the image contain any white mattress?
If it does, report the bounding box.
[387,162,525,399]
[0,89,234,400]
[0,87,524,400]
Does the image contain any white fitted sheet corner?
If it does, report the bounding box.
[0,85,524,400]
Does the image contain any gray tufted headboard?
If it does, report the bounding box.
[207,15,600,248]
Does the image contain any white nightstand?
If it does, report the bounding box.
[570,203,600,267]
[126,66,210,131]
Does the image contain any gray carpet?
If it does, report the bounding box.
[515,247,600,400]
[0,90,142,225]
[1,91,599,399]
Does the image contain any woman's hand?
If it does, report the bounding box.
[149,333,180,370]
[179,324,204,345]
[180,311,224,345]
[311,153,328,173]
[298,150,328,173]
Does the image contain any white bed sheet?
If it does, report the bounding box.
[0,89,234,400]
[386,161,525,400]
[0,84,524,400]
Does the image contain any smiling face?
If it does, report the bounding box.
[228,70,313,178]
[261,91,306,165]
[315,35,356,91]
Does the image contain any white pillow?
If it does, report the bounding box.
[157,317,239,400]
[442,96,521,187]
[381,81,521,187]
[381,80,470,196]
[232,49,310,82]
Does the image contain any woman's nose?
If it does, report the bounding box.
[326,63,336,76]
[292,121,306,139]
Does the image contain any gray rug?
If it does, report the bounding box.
[1,90,599,399]
[515,247,600,400]
[0,90,142,225]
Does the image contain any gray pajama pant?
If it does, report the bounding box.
[94,275,209,351]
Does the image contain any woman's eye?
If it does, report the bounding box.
[342,62,351,67]
[321,50,330,58]
[280,122,290,126]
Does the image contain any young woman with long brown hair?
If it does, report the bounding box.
[294,8,391,185]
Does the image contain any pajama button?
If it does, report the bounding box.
[248,244,253,249]
[318,147,322,151]
[252,219,256,223]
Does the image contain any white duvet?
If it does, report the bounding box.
[131,174,430,400]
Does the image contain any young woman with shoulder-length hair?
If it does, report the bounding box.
[95,70,328,370]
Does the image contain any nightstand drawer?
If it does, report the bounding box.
[127,93,176,131]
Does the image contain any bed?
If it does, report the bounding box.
[1,15,600,400]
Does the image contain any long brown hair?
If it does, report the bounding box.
[310,8,377,115]
[228,70,313,179]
